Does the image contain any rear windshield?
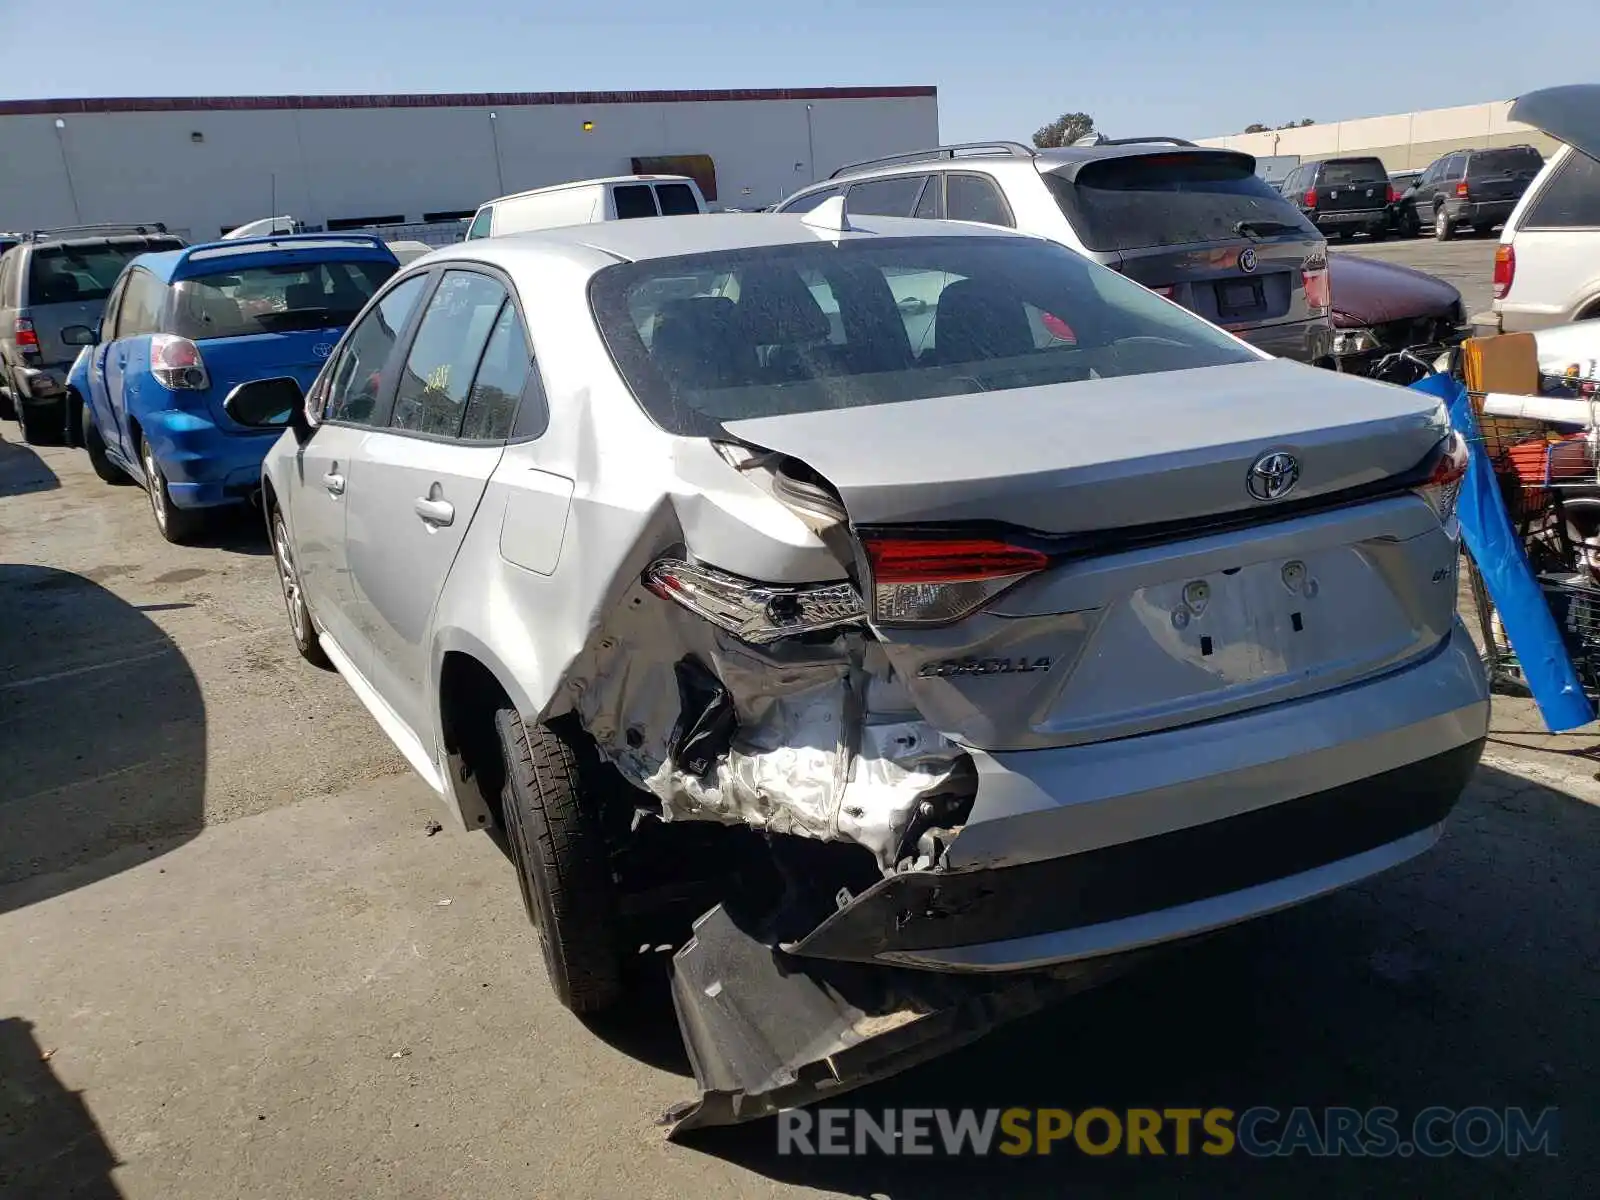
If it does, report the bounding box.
[590,235,1258,437]
[1319,159,1388,186]
[1045,154,1317,252]
[655,183,701,216]
[27,240,181,304]
[169,259,397,340]
[1469,148,1544,177]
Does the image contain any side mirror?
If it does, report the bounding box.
[60,324,96,346]
[224,377,309,440]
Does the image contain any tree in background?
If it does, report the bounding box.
[1033,112,1095,149]
[1243,118,1317,133]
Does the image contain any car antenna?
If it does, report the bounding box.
[801,195,855,240]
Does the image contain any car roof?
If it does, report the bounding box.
[486,175,697,204]
[421,212,1029,268]
[816,142,1251,190]
[132,233,398,283]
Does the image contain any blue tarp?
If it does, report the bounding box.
[1413,372,1594,731]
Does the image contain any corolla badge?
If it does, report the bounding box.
[313,342,335,358]
[1247,451,1300,501]
[1237,247,1257,274]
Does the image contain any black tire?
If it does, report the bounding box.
[1336,229,1355,242]
[15,397,63,446]
[1433,205,1454,241]
[494,709,625,1015]
[269,506,330,668]
[1473,224,1495,237]
[1368,224,1388,242]
[1400,207,1422,238]
[139,431,208,544]
[0,384,14,421]
[83,403,129,484]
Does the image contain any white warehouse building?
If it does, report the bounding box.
[0,86,940,241]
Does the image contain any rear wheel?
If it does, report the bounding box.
[140,433,207,544]
[1433,205,1455,241]
[1368,224,1388,242]
[1400,207,1422,238]
[83,403,128,484]
[0,383,13,421]
[494,709,626,1015]
[1336,229,1355,242]
[1473,224,1495,237]
[270,506,330,667]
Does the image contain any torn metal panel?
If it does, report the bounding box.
[568,579,966,870]
[662,903,1139,1137]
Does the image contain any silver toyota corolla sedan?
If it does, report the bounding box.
[231,203,1490,1131]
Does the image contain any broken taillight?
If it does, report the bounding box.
[863,537,1049,626]
[643,559,865,645]
[1414,432,1470,522]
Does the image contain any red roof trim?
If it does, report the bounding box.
[0,86,937,117]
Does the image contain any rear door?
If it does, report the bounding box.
[1043,152,1325,333]
[166,253,398,431]
[345,267,520,741]
[289,271,433,663]
[1312,158,1388,217]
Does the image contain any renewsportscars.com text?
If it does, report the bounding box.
[777,1106,1560,1159]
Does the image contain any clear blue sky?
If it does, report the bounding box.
[4,0,1589,143]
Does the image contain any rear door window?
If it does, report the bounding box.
[321,273,430,426]
[613,185,659,220]
[846,175,932,217]
[117,271,166,338]
[1523,150,1600,229]
[460,301,535,441]
[654,183,701,216]
[944,174,1013,227]
[169,259,396,340]
[390,270,509,437]
[1046,153,1316,252]
[466,207,493,239]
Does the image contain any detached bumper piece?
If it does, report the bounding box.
[661,904,1132,1138]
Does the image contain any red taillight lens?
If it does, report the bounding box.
[1147,285,1175,300]
[1455,180,1470,198]
[1493,244,1515,299]
[1387,184,1400,205]
[14,317,39,352]
[1302,265,1331,311]
[1302,188,1318,208]
[1415,432,1470,522]
[864,538,1049,625]
[150,333,210,390]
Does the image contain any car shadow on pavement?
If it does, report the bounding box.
[0,434,60,498]
[678,762,1596,1197]
[0,1017,123,1198]
[0,565,205,915]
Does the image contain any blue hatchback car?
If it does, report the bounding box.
[75,234,400,542]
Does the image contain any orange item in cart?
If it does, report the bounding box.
[1463,332,1540,396]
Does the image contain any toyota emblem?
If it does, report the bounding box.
[1247,451,1300,502]
[313,342,334,359]
[1238,247,1258,274]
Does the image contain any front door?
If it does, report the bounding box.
[344,269,517,743]
[291,271,434,666]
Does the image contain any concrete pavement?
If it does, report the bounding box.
[3,419,1597,1197]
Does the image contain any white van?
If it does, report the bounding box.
[464,175,707,240]
[1486,85,1600,335]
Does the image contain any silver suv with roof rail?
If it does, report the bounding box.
[0,223,185,441]
[776,138,1334,364]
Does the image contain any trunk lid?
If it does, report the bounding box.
[725,358,1457,751]
[1115,234,1321,330]
[723,358,1446,531]
[1465,150,1544,203]
[195,329,340,432]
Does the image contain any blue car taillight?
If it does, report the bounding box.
[150,334,211,391]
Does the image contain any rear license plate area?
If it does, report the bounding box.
[1217,280,1265,318]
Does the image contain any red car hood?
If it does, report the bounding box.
[1328,253,1463,328]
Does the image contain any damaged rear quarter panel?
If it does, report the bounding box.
[424,260,965,863]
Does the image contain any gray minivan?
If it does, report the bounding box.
[0,225,185,442]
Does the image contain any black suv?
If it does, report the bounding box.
[1279,157,1394,241]
[1397,145,1545,241]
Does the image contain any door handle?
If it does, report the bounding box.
[414,496,455,527]
[323,471,345,496]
